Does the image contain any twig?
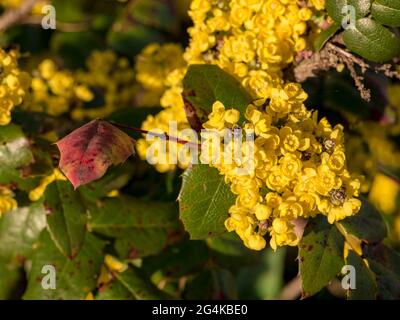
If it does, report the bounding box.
[109,121,201,148]
[279,275,302,300]
[0,0,37,31]
[294,40,372,101]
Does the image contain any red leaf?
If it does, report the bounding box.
[56,119,136,189]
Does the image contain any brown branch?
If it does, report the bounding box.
[0,0,37,31]
[109,121,201,148]
[294,35,400,102]
[294,40,372,101]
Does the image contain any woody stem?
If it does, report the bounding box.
[109,121,201,148]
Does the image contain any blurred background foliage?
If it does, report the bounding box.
[0,0,399,300]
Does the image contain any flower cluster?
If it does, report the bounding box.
[135,44,191,172]
[0,48,30,125]
[72,50,135,120]
[0,187,17,217]
[137,0,326,172]
[202,98,361,250]
[24,51,136,120]
[135,43,186,92]
[185,0,321,98]
[25,59,93,116]
[29,169,66,202]
[135,0,362,251]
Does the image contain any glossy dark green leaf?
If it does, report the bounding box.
[182,64,252,122]
[339,197,387,243]
[96,280,135,300]
[314,22,341,51]
[179,165,235,239]
[346,251,377,300]
[364,243,400,299]
[326,0,371,22]
[343,18,400,62]
[44,180,88,259]
[206,233,260,269]
[184,269,237,299]
[110,266,171,300]
[0,203,46,261]
[23,230,105,300]
[88,196,180,258]
[79,162,135,201]
[0,168,40,192]
[371,0,400,27]
[299,217,345,297]
[142,240,209,278]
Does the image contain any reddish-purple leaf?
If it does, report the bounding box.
[56,119,136,189]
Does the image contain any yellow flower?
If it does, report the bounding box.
[247,233,266,250]
[29,169,67,201]
[254,203,271,220]
[104,255,128,273]
[224,108,240,125]
[0,49,30,125]
[315,165,340,196]
[369,174,399,214]
[203,101,226,130]
[280,153,302,180]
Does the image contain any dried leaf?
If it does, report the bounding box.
[56,119,136,189]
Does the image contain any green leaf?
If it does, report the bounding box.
[44,180,88,259]
[88,196,180,258]
[0,259,24,299]
[79,162,135,201]
[0,168,40,192]
[184,269,237,299]
[345,251,377,300]
[371,0,400,27]
[237,248,286,299]
[338,197,387,243]
[110,266,171,300]
[96,280,135,300]
[142,240,209,278]
[299,217,345,297]
[23,230,105,300]
[364,243,400,299]
[179,164,235,239]
[206,233,260,269]
[343,18,400,62]
[314,22,341,51]
[0,203,46,261]
[182,64,252,122]
[0,124,33,169]
[326,0,371,22]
